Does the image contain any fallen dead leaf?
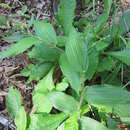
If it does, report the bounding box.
[126,0,130,3]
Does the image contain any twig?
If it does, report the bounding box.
[0,91,8,96]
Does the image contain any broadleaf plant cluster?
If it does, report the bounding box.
[1,0,130,130]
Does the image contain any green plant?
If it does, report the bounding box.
[1,0,130,130]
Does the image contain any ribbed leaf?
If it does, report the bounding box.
[57,36,67,47]
[56,82,68,92]
[95,38,110,51]
[126,39,130,48]
[59,54,81,94]
[119,10,130,35]
[66,28,88,73]
[104,0,112,14]
[106,49,130,66]
[21,63,52,83]
[15,106,27,130]
[113,104,130,124]
[33,93,52,113]
[6,86,22,118]
[80,116,109,130]
[33,68,55,94]
[95,0,112,33]
[0,37,39,60]
[28,113,67,130]
[57,0,76,35]
[84,23,95,46]
[3,32,24,43]
[85,85,130,105]
[32,68,54,113]
[64,113,78,130]
[57,113,79,130]
[86,48,98,80]
[97,57,116,72]
[29,43,61,61]
[48,92,78,114]
[34,20,57,44]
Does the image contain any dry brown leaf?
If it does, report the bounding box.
[126,0,130,3]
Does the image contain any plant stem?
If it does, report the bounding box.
[123,81,130,88]
[78,81,86,119]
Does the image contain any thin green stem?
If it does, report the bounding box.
[123,81,130,88]
[78,81,86,119]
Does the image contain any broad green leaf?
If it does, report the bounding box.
[86,48,98,80]
[119,10,130,35]
[15,106,27,130]
[95,39,110,51]
[48,91,78,113]
[96,105,113,115]
[56,82,68,92]
[34,20,57,44]
[57,0,76,35]
[120,117,130,125]
[114,104,130,124]
[106,49,130,66]
[0,15,7,26]
[80,105,89,116]
[105,77,121,86]
[95,0,112,33]
[126,39,130,49]
[57,36,67,47]
[33,68,55,93]
[66,28,88,73]
[64,113,78,130]
[110,22,120,40]
[3,32,24,43]
[0,37,39,60]
[84,23,96,46]
[6,86,22,118]
[101,65,121,86]
[95,13,108,33]
[74,18,88,30]
[85,85,130,105]
[21,63,52,83]
[80,116,109,130]
[33,93,52,113]
[95,41,109,51]
[104,0,112,14]
[28,113,67,130]
[97,57,116,72]
[21,64,34,77]
[29,43,61,61]
[32,68,54,113]
[60,54,81,94]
